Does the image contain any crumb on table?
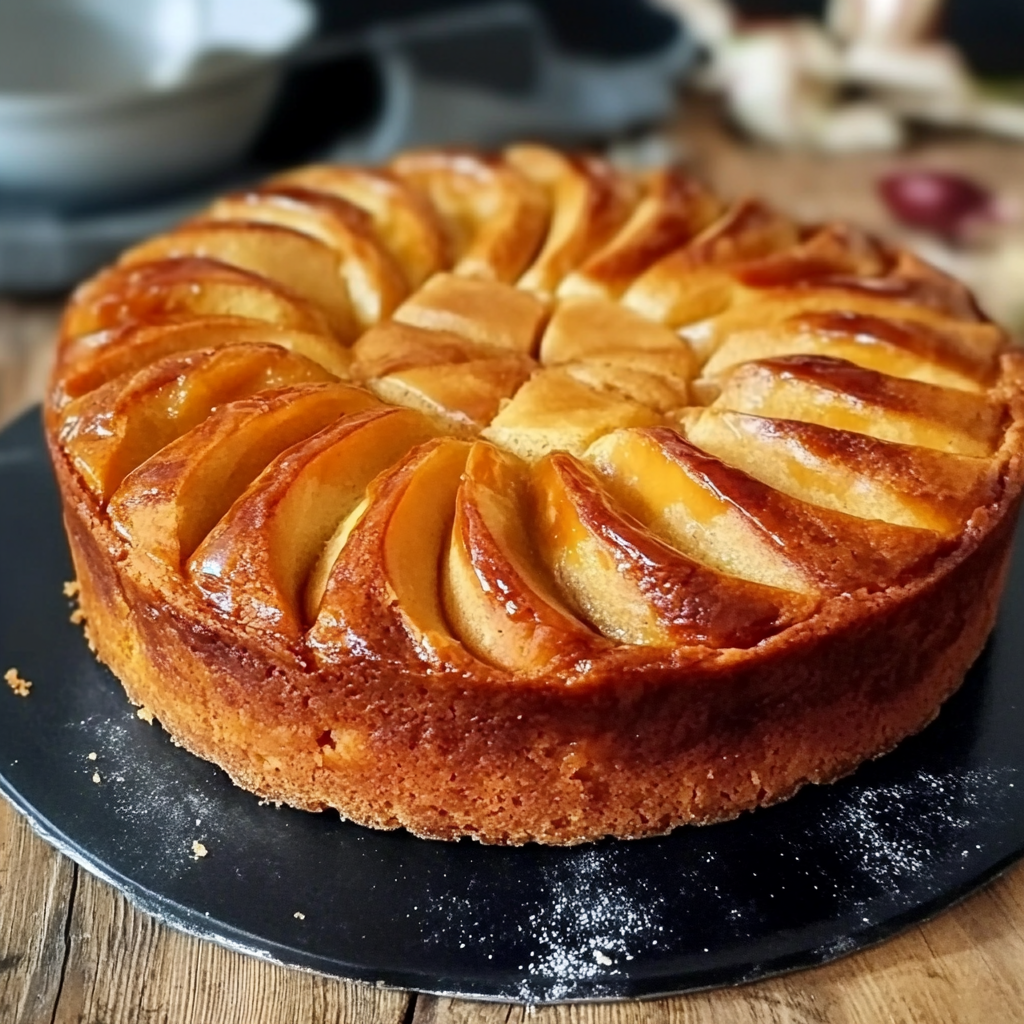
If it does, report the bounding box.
[192,840,208,860]
[92,772,101,784]
[4,668,31,697]
[136,706,155,724]
[293,911,306,920]
[87,752,97,761]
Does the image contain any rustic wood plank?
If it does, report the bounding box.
[49,865,412,1024]
[0,796,76,1024]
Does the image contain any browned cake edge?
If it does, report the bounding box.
[55,425,1023,845]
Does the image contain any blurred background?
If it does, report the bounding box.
[2,0,1024,423]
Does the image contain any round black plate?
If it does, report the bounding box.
[2,406,1023,1004]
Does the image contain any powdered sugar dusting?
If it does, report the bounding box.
[517,848,666,1000]
[817,766,1018,895]
[66,711,220,877]
[423,844,676,1001]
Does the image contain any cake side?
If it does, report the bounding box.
[56,428,1022,844]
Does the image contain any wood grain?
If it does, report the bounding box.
[0,797,412,1024]
[6,117,1024,1018]
[0,796,75,1024]
[51,865,411,1024]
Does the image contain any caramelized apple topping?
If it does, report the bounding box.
[391,150,549,283]
[309,438,473,663]
[50,143,1018,669]
[61,257,333,341]
[268,164,448,288]
[109,383,383,568]
[188,407,438,636]
[60,345,335,502]
[443,443,607,673]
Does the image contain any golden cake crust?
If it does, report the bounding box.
[46,145,1024,845]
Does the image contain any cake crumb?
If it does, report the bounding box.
[4,669,31,697]
[92,772,101,784]
[87,752,97,761]
[69,608,86,625]
[136,706,155,724]
[191,841,208,860]
[593,950,613,966]
[293,911,305,920]
[63,580,80,598]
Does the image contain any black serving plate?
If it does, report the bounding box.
[2,406,1023,1004]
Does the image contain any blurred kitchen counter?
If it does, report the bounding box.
[0,299,60,431]
[681,94,1024,234]
[4,113,1024,1022]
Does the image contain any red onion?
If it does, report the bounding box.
[878,170,995,238]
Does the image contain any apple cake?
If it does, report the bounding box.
[46,146,1024,845]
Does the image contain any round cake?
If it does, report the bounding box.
[47,145,1024,845]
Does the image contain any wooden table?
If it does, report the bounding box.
[4,119,1024,1020]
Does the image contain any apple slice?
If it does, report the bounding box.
[59,344,334,502]
[701,310,1000,393]
[481,368,662,462]
[393,273,550,355]
[61,257,333,343]
[586,427,943,595]
[109,383,382,568]
[121,223,359,341]
[442,442,606,672]
[304,496,370,625]
[621,199,799,329]
[688,287,999,371]
[390,149,549,283]
[636,219,889,342]
[188,407,438,636]
[202,187,409,325]
[308,438,473,665]
[728,221,891,291]
[708,355,1003,457]
[350,320,511,380]
[533,452,814,647]
[507,145,639,295]
[683,408,998,535]
[54,317,352,408]
[369,356,535,436]
[686,244,1001,370]
[268,164,448,287]
[745,247,988,322]
[558,168,722,299]
[539,296,696,386]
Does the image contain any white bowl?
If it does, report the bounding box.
[0,0,314,204]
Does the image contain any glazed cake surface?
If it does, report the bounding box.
[47,145,1024,845]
